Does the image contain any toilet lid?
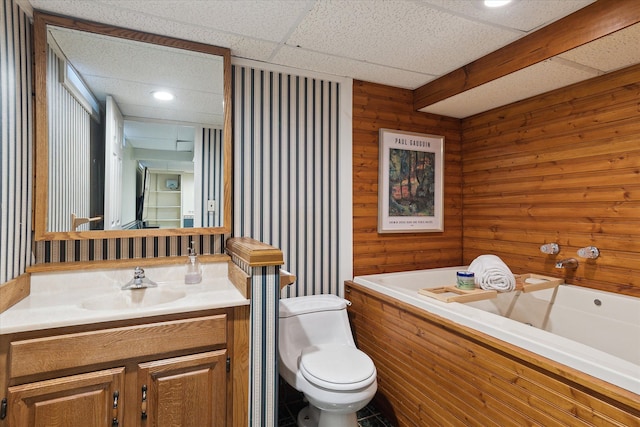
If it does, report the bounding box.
[299,344,376,391]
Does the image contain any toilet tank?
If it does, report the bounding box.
[279,295,356,353]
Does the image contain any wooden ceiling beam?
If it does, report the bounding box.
[413,0,640,111]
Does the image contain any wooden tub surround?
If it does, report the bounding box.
[344,281,640,427]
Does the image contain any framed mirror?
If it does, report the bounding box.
[33,11,232,240]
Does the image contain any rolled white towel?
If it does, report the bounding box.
[468,255,516,292]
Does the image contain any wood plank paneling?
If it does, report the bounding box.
[346,282,640,427]
[352,81,463,276]
[461,64,640,296]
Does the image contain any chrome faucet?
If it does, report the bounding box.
[555,258,579,269]
[122,267,158,290]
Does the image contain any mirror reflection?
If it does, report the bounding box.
[45,25,225,232]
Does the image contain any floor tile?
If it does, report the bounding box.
[278,381,395,426]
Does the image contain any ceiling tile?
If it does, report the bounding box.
[271,45,435,89]
[33,0,246,50]
[286,0,521,75]
[558,23,640,73]
[421,0,596,32]
[97,0,315,42]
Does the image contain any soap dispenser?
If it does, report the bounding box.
[185,242,202,284]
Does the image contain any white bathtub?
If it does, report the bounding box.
[353,266,640,395]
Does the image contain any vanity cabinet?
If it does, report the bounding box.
[0,309,241,427]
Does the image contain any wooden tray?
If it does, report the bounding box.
[514,273,562,293]
[418,286,497,303]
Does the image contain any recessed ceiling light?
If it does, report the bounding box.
[152,91,174,101]
[484,0,512,7]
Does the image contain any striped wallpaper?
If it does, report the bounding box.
[195,127,224,228]
[1,0,33,283]
[231,63,352,298]
[47,45,92,232]
[34,234,226,263]
[229,253,280,426]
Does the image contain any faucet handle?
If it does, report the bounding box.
[540,243,559,255]
[133,267,145,279]
[122,266,156,290]
[577,246,599,259]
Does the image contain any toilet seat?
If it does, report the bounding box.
[299,344,376,391]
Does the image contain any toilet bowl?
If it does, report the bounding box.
[278,294,377,427]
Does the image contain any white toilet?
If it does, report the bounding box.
[278,294,377,427]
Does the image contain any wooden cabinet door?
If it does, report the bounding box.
[7,367,124,427]
[137,350,227,427]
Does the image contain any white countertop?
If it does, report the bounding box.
[0,262,249,334]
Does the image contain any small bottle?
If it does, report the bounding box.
[185,242,202,284]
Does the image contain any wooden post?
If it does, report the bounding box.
[226,237,284,427]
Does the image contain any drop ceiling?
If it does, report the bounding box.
[27,0,640,119]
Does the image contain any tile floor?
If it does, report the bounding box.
[278,381,395,427]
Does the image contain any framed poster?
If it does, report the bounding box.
[378,129,444,233]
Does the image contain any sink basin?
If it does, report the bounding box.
[80,288,186,310]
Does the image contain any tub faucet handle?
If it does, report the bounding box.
[577,246,600,259]
[540,243,559,255]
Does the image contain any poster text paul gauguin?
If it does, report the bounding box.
[394,137,431,148]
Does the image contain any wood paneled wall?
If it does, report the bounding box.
[352,81,463,276]
[346,282,640,427]
[461,64,640,296]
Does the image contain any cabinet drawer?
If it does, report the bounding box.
[9,314,226,379]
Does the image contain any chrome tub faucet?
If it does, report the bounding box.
[555,258,579,269]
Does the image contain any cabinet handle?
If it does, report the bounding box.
[111,390,120,425]
[0,398,6,420]
[141,385,148,420]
